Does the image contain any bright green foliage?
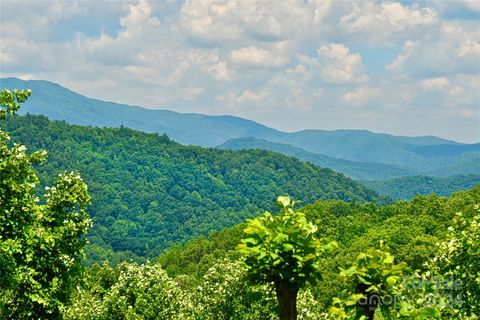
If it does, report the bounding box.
[64,258,329,320]
[157,186,479,314]
[330,245,406,319]
[0,89,91,319]
[239,196,336,287]
[429,205,480,319]
[238,196,337,319]
[330,246,442,320]
[65,262,187,320]
[193,258,277,319]
[0,88,31,119]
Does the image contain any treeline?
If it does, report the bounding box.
[3,114,383,264]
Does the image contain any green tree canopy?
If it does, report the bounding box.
[0,89,91,319]
[238,196,337,320]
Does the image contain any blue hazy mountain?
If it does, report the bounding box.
[219,137,480,180]
[2,77,478,176]
[362,174,480,199]
[0,77,280,147]
[263,129,465,167]
[218,137,414,180]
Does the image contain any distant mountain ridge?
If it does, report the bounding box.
[0,78,280,147]
[1,77,479,181]
[219,137,480,180]
[362,174,480,200]
[1,78,463,147]
[218,137,414,180]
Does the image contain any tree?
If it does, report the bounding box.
[330,244,444,320]
[0,89,91,319]
[237,196,337,320]
[429,205,480,318]
[330,244,409,320]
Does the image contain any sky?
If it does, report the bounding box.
[0,0,479,143]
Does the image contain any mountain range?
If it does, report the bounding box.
[3,114,382,263]
[1,77,479,183]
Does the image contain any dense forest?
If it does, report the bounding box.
[363,174,480,199]
[1,89,479,320]
[67,186,480,319]
[3,114,382,264]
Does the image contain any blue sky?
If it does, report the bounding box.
[0,0,479,142]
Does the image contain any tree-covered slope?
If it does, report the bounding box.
[2,115,383,264]
[219,137,414,180]
[156,186,480,310]
[362,174,480,199]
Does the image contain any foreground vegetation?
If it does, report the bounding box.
[1,89,479,319]
[66,190,479,319]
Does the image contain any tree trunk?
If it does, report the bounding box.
[274,279,298,320]
[356,283,380,320]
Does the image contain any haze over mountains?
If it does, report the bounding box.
[1,77,479,184]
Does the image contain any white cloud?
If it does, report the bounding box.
[208,61,232,82]
[461,0,480,13]
[179,1,243,42]
[78,0,163,66]
[230,45,288,67]
[343,87,381,108]
[120,0,160,31]
[237,89,270,104]
[384,21,479,77]
[421,77,450,90]
[286,87,311,111]
[181,87,205,100]
[339,2,438,45]
[179,0,313,43]
[217,89,270,106]
[387,41,418,72]
[457,39,480,58]
[316,44,367,84]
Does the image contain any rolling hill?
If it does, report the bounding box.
[2,114,384,264]
[220,137,480,180]
[2,77,478,182]
[0,77,280,147]
[362,174,480,199]
[219,137,414,180]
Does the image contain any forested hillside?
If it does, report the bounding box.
[158,186,480,281]
[363,174,480,199]
[3,115,382,264]
[2,90,478,319]
[68,186,480,319]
